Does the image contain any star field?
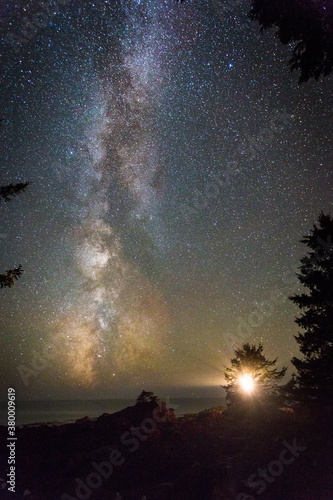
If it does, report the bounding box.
[0,0,332,399]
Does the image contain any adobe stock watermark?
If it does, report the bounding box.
[1,0,71,55]
[236,437,307,499]
[232,233,333,349]
[232,272,297,351]
[173,107,294,221]
[16,337,67,386]
[61,407,166,500]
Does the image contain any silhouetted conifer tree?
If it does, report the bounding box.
[223,343,286,406]
[290,212,333,404]
[135,390,159,405]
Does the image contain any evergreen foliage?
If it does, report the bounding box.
[135,390,159,405]
[223,343,287,406]
[0,182,30,202]
[290,212,333,404]
[250,0,333,83]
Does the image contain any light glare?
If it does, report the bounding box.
[239,373,255,394]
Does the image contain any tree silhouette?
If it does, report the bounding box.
[223,343,287,406]
[0,182,30,288]
[289,212,333,405]
[135,390,159,405]
[250,0,333,83]
[0,264,24,289]
[0,182,30,203]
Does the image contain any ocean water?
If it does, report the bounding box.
[0,397,225,426]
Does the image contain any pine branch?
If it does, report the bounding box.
[0,182,31,203]
[0,265,24,288]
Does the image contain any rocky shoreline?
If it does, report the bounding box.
[0,402,332,500]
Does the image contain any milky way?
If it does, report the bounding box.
[55,0,177,387]
[0,0,332,399]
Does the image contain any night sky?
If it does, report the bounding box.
[0,0,332,400]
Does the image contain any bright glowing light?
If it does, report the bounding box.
[238,373,255,394]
